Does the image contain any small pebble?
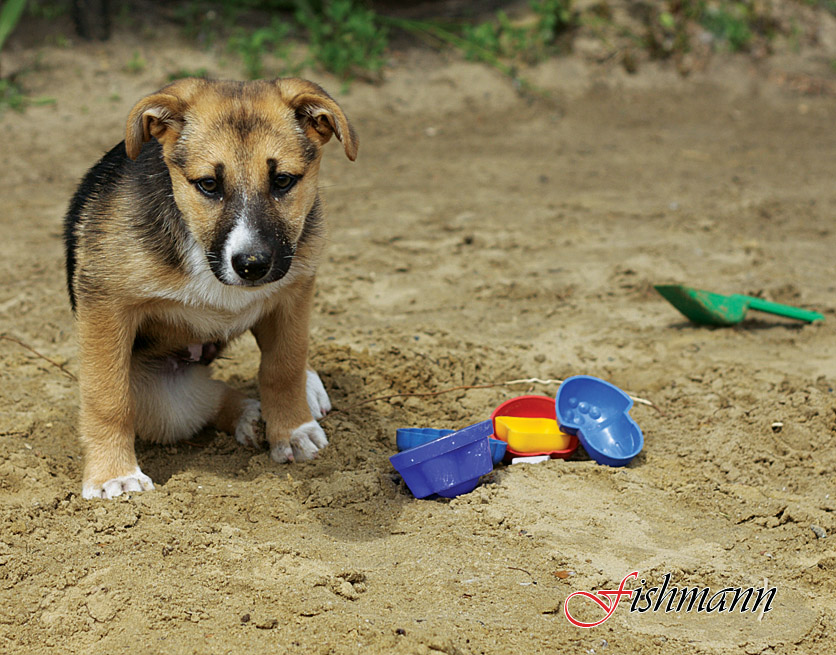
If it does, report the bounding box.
[810,525,826,539]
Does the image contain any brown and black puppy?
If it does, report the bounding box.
[64,78,357,499]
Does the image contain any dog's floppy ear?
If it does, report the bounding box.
[280,79,358,161]
[125,78,204,160]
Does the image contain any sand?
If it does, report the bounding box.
[1,10,835,655]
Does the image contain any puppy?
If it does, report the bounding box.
[63,78,357,499]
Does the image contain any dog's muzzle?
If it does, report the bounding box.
[232,250,272,282]
[228,241,294,285]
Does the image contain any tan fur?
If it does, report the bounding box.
[70,78,355,499]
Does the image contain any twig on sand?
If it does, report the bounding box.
[321,376,663,420]
[0,333,77,381]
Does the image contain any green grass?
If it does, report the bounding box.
[124,50,147,74]
[167,67,210,82]
[0,76,56,114]
[1,0,32,112]
[26,0,69,21]
[0,77,27,112]
[380,1,574,98]
[803,0,836,16]
[458,0,574,65]
[640,0,777,59]
[0,0,27,54]
[294,0,386,81]
[228,16,297,79]
[699,2,753,52]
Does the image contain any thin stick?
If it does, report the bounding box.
[322,383,502,418]
[0,334,77,381]
[321,376,663,420]
[506,377,659,410]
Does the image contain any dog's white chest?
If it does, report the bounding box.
[156,294,269,340]
[145,240,280,340]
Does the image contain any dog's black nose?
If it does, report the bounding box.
[231,250,273,282]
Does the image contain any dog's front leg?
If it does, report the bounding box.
[252,281,328,463]
[77,305,152,499]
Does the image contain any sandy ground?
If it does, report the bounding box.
[2,9,836,655]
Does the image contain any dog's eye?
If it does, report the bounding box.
[195,177,221,198]
[272,174,298,197]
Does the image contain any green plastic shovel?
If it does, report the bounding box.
[655,284,825,326]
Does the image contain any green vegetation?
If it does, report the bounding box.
[0,77,27,112]
[699,3,754,52]
[228,16,293,78]
[0,0,28,112]
[176,0,571,86]
[0,74,55,114]
[167,66,210,82]
[295,0,386,81]
[0,0,27,56]
[380,1,575,98]
[803,0,836,15]
[643,1,781,60]
[458,0,573,65]
[124,50,147,74]
[26,0,68,20]
[0,1,833,112]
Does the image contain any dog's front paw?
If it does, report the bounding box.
[306,370,332,419]
[82,466,155,500]
[235,399,263,446]
[270,420,329,463]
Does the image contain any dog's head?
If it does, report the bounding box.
[125,78,357,287]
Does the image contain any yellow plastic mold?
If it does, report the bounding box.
[494,416,571,453]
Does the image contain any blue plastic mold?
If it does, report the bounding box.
[397,421,507,466]
[455,420,507,466]
[555,375,643,467]
[390,422,494,498]
[396,428,455,452]
[488,436,508,466]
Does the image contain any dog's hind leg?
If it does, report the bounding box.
[132,359,330,453]
[132,361,258,445]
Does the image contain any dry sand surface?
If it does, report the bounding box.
[1,12,836,655]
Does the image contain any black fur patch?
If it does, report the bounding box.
[206,191,301,286]
[64,142,127,311]
[130,142,189,271]
[299,137,319,165]
[64,140,188,311]
[132,330,155,354]
[298,196,324,249]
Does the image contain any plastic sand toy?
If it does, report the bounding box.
[389,422,494,498]
[397,421,506,466]
[655,284,824,326]
[494,416,571,453]
[396,428,454,452]
[490,395,579,460]
[555,375,643,467]
[390,376,645,499]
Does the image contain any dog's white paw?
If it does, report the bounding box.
[306,370,332,419]
[82,467,154,500]
[235,399,263,446]
[270,420,329,463]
